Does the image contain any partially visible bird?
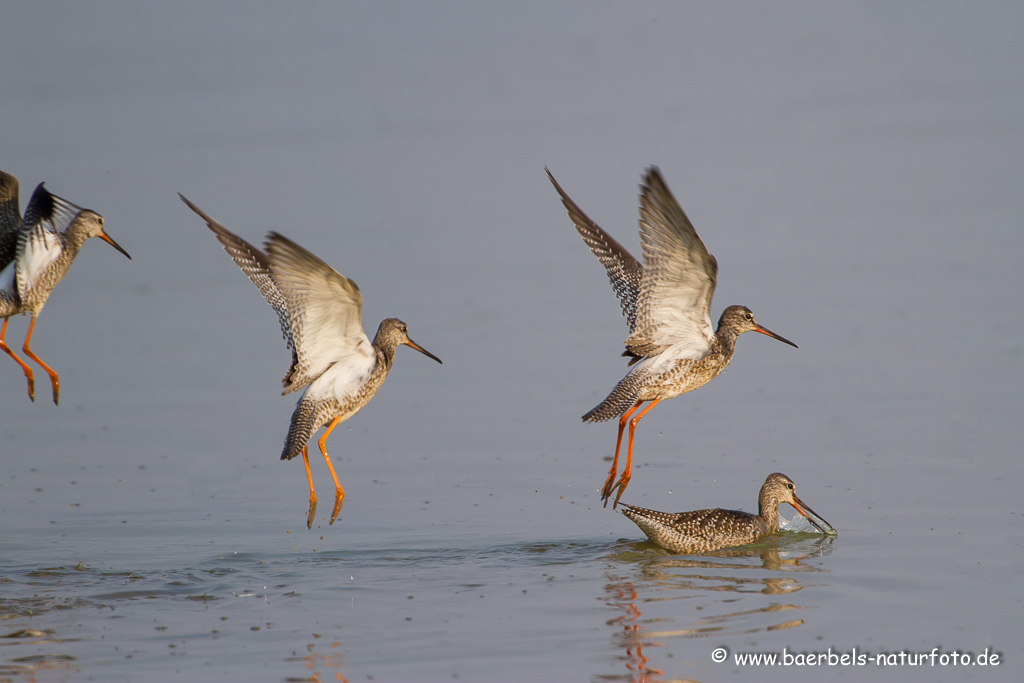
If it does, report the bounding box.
[180,195,442,529]
[0,171,131,404]
[620,472,835,554]
[548,167,797,508]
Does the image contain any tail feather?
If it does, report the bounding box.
[281,398,324,461]
[583,370,645,422]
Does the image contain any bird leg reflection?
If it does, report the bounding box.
[1,318,36,402]
[318,415,346,526]
[602,400,644,506]
[605,579,664,681]
[21,317,60,405]
[608,398,660,509]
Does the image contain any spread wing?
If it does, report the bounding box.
[627,167,718,360]
[16,183,80,298]
[264,232,373,392]
[547,168,643,332]
[0,171,21,270]
[179,194,295,355]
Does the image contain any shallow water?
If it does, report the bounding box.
[2,3,1023,681]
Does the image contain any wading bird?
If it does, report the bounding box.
[621,472,835,553]
[181,195,441,528]
[548,167,796,507]
[0,171,131,404]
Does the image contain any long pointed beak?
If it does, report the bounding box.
[99,230,132,260]
[404,338,442,364]
[790,495,836,536]
[754,324,797,348]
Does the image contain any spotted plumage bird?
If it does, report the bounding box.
[0,171,131,404]
[548,167,797,507]
[620,472,835,553]
[180,194,441,528]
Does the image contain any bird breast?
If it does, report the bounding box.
[633,346,729,401]
[17,230,64,309]
[303,348,378,404]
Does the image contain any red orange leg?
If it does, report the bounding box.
[303,445,318,529]
[317,415,346,525]
[22,317,59,405]
[1,318,36,402]
[602,400,644,506]
[611,398,660,509]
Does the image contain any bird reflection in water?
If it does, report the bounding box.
[289,636,348,683]
[604,575,665,682]
[601,539,832,679]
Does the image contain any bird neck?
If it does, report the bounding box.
[62,224,91,256]
[712,324,738,362]
[757,491,780,533]
[371,333,398,372]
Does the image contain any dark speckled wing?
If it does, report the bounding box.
[0,171,21,270]
[16,184,85,303]
[179,194,301,390]
[547,168,644,332]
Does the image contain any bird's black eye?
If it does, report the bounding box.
[788,483,794,490]
[401,325,407,332]
[745,312,752,320]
